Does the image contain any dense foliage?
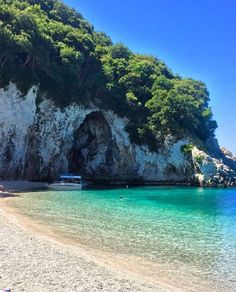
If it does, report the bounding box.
[0,0,217,150]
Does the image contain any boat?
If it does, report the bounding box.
[48,174,83,190]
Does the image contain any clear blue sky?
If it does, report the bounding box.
[65,0,236,155]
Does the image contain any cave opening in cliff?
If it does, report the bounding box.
[68,111,115,181]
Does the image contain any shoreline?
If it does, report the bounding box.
[0,180,48,193]
[0,181,235,291]
[1,180,235,194]
[0,192,175,292]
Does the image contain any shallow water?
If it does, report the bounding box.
[7,187,236,290]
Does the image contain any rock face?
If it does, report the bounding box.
[192,148,236,187]
[221,147,236,173]
[0,83,235,185]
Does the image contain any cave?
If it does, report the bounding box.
[68,112,117,181]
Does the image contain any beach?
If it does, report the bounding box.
[0,181,169,292]
[0,203,163,292]
[1,182,236,292]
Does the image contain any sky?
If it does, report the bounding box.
[65,0,236,155]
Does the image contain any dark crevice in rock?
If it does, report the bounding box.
[68,111,116,181]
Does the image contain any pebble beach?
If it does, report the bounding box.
[0,206,164,292]
[0,182,171,292]
[2,181,235,292]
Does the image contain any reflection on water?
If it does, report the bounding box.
[7,187,236,290]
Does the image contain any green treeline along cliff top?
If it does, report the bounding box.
[0,0,217,151]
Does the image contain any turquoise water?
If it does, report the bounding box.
[8,187,236,289]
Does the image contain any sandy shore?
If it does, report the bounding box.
[0,183,173,292]
[0,206,164,292]
[1,182,231,291]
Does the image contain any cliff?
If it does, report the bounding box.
[0,83,235,186]
[0,0,236,186]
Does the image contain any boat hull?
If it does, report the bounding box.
[48,183,83,190]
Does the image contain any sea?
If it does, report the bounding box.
[6,186,236,291]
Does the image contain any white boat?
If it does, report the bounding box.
[48,174,83,190]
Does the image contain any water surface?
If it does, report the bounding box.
[7,187,236,290]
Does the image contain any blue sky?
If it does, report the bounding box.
[65,0,236,155]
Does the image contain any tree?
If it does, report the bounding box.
[0,0,218,149]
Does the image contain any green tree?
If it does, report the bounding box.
[0,0,218,150]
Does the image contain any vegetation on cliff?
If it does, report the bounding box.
[0,0,217,150]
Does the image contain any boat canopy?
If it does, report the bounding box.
[59,175,81,179]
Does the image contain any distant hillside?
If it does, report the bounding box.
[0,0,217,150]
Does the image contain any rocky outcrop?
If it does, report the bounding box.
[0,83,235,186]
[192,147,236,187]
[221,147,236,172]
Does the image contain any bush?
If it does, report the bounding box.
[181,144,194,156]
[195,155,204,165]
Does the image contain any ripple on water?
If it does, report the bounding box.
[7,186,236,291]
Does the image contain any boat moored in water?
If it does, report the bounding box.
[48,174,83,190]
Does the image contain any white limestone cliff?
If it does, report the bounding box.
[0,83,235,185]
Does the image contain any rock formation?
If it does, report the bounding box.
[0,83,235,186]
